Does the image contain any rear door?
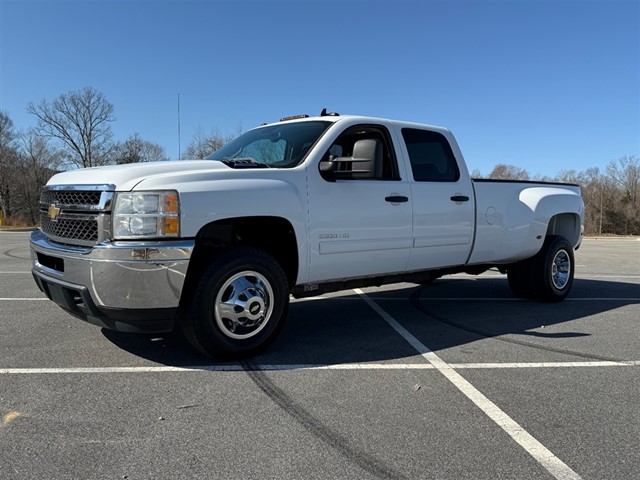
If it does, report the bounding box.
[397,127,475,270]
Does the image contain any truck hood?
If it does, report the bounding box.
[47,160,229,191]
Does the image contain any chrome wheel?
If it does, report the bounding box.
[509,235,574,303]
[214,270,274,340]
[550,249,571,290]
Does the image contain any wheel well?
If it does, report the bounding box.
[546,213,581,246]
[181,217,299,307]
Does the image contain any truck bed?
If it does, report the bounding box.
[469,179,582,265]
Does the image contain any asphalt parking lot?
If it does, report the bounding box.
[1,231,638,480]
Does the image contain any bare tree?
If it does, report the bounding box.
[488,163,530,180]
[559,167,606,235]
[0,111,20,222]
[112,133,168,164]
[27,86,115,168]
[17,132,59,223]
[607,156,639,205]
[605,156,640,234]
[182,126,241,159]
[0,111,16,150]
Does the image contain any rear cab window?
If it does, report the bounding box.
[401,128,460,182]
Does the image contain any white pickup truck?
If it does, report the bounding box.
[30,112,584,358]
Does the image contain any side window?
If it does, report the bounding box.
[401,128,460,182]
[322,125,400,180]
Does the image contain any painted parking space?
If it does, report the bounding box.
[1,232,639,479]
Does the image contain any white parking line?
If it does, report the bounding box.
[0,365,425,374]
[577,274,640,279]
[1,361,638,375]
[295,297,640,302]
[354,288,583,480]
[407,298,640,302]
[450,361,640,368]
[1,295,620,303]
[0,298,48,301]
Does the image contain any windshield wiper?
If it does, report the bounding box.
[220,158,270,169]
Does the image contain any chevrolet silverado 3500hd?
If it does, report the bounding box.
[30,113,584,358]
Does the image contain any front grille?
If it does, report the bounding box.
[40,190,102,207]
[40,214,99,243]
[39,185,113,247]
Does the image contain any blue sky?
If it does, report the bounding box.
[1,0,638,177]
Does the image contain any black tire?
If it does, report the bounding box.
[507,260,535,299]
[508,235,575,302]
[180,247,289,359]
[530,235,575,302]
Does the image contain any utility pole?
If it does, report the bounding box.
[177,93,181,160]
[599,188,603,236]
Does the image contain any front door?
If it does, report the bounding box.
[307,123,413,283]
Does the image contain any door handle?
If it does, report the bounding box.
[385,195,409,203]
[450,195,470,202]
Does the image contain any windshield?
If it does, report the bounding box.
[206,121,332,168]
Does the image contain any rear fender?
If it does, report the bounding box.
[519,187,584,250]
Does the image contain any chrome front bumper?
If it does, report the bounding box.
[30,230,194,332]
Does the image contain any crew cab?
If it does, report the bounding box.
[30,112,584,358]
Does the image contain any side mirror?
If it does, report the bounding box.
[319,154,338,181]
[319,139,382,181]
[319,156,337,173]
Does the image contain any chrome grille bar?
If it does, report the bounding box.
[39,185,114,247]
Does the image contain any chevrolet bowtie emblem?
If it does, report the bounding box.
[48,204,61,221]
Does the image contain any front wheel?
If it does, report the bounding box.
[181,247,289,359]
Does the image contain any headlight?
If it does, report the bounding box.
[113,191,180,239]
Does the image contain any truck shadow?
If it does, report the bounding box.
[101,277,640,367]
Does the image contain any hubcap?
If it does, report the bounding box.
[214,271,274,340]
[551,249,571,290]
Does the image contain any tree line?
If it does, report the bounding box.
[0,86,232,225]
[0,86,638,234]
